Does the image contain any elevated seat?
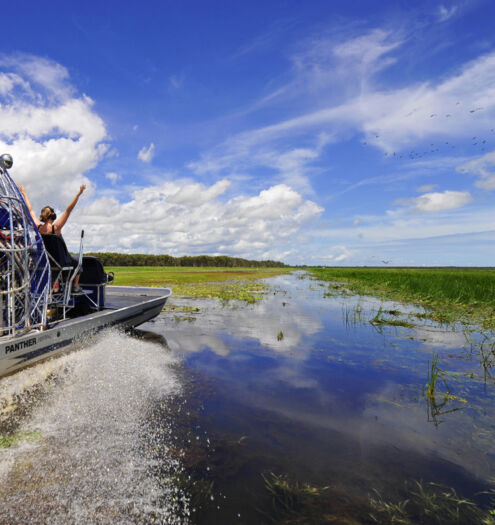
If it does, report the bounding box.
[41,234,75,269]
[41,234,110,313]
[41,234,79,310]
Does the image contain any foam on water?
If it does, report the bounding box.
[0,330,189,524]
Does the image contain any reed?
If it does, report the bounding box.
[311,267,495,327]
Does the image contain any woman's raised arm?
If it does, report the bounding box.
[54,185,86,234]
[18,185,41,227]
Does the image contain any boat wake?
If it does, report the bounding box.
[0,330,189,524]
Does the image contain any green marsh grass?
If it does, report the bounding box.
[105,266,291,302]
[311,267,495,327]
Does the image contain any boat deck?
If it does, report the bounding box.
[55,286,172,327]
[106,286,172,308]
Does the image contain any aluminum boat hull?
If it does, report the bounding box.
[0,286,171,378]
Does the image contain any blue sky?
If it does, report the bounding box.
[1,0,494,265]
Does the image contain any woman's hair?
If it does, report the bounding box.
[39,206,56,223]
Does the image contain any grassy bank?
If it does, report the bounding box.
[106,266,291,302]
[310,267,495,327]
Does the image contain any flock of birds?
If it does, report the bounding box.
[357,103,494,266]
[361,103,494,160]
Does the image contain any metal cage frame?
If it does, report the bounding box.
[0,164,51,337]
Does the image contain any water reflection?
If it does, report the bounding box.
[144,273,495,522]
[413,326,467,349]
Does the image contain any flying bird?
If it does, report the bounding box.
[430,114,437,118]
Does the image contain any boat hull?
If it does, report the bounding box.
[0,286,171,378]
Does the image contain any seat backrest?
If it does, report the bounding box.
[41,234,74,268]
[80,256,106,284]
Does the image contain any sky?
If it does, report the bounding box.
[0,0,494,266]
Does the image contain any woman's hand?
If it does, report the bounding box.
[78,184,86,196]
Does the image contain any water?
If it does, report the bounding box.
[0,331,189,524]
[151,273,495,523]
[1,272,494,523]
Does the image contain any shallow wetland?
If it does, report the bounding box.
[1,270,495,523]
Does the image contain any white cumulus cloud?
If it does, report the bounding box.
[0,54,107,207]
[395,190,473,212]
[72,181,323,257]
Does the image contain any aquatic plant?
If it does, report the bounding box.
[342,304,364,327]
[426,354,441,400]
[370,307,415,329]
[369,480,495,524]
[260,472,333,524]
[425,354,466,425]
[465,331,495,383]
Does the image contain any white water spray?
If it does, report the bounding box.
[0,330,189,523]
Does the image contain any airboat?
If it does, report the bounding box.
[0,154,171,378]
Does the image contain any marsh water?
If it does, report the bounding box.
[1,272,494,523]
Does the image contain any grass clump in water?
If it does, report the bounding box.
[260,473,333,524]
[370,307,415,329]
[424,354,467,424]
[369,480,495,524]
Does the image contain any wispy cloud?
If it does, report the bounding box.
[416,184,438,192]
[438,5,459,22]
[105,172,121,184]
[323,245,357,262]
[188,27,495,202]
[138,142,155,163]
[169,73,184,90]
[457,149,495,190]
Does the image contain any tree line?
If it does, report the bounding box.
[86,252,286,268]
